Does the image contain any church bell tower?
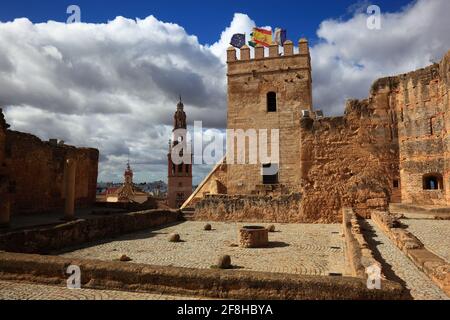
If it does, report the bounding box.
[167,98,193,208]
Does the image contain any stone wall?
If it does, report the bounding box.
[6,130,99,215]
[194,193,302,223]
[299,98,399,221]
[369,52,450,205]
[342,208,382,278]
[0,209,181,254]
[299,50,450,218]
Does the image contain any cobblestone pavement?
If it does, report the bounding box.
[0,280,200,300]
[401,219,450,262]
[60,222,346,276]
[366,220,449,300]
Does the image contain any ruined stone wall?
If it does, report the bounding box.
[226,40,312,195]
[370,51,450,205]
[299,50,450,219]
[0,110,6,167]
[194,193,302,223]
[299,98,399,221]
[6,130,99,215]
[0,109,10,225]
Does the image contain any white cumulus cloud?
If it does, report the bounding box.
[0,0,449,184]
[311,0,450,114]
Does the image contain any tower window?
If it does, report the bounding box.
[423,173,443,190]
[267,92,277,112]
[393,180,399,189]
[262,163,279,185]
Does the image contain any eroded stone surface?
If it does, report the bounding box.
[0,112,99,216]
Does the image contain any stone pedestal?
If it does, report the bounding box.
[239,226,269,248]
[64,159,76,221]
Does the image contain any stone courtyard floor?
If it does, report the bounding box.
[364,220,449,300]
[401,219,450,262]
[2,220,448,300]
[0,280,200,300]
[59,221,347,276]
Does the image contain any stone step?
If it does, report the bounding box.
[181,209,196,221]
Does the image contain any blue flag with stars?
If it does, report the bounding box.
[230,33,246,48]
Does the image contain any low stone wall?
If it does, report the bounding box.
[0,209,181,254]
[390,203,450,219]
[371,211,423,251]
[194,193,304,223]
[371,210,449,296]
[342,208,381,278]
[0,251,406,300]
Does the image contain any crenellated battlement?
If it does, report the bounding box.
[227,38,310,63]
[227,38,312,80]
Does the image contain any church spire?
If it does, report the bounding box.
[124,160,133,184]
[173,96,187,130]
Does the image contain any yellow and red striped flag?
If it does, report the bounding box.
[251,27,272,47]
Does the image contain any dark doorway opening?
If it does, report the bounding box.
[262,163,279,185]
[267,92,277,112]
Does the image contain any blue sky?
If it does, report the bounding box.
[1,0,449,184]
[0,0,413,45]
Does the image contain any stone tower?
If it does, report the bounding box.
[226,39,313,195]
[167,98,193,208]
